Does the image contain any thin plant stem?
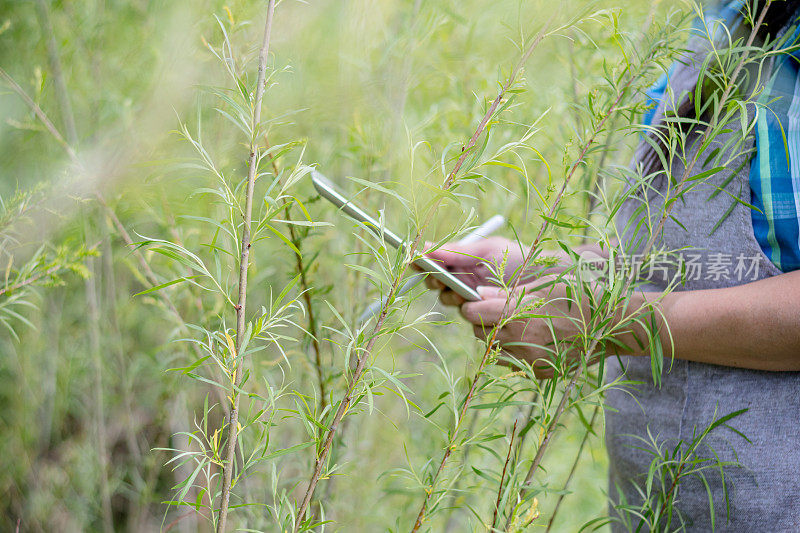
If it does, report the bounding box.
[266,138,327,413]
[10,0,230,431]
[0,265,61,297]
[639,438,691,528]
[0,67,77,161]
[410,347,500,531]
[507,368,584,527]
[583,4,657,230]
[34,0,78,146]
[503,395,538,498]
[293,228,415,532]
[490,421,518,531]
[97,193,230,410]
[36,294,62,451]
[0,67,194,331]
[99,226,167,530]
[568,31,583,135]
[295,17,556,532]
[1,8,257,526]
[216,2,276,531]
[84,220,114,533]
[545,404,600,531]
[442,406,483,532]
[269,133,328,519]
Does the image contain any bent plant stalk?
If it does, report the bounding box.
[503,5,772,528]
[291,17,556,532]
[216,2,276,531]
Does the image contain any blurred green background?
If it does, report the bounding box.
[0,0,675,531]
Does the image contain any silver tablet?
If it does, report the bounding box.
[311,170,481,302]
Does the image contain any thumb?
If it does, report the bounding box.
[425,241,486,267]
[477,286,507,299]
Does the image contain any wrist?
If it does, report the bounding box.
[606,288,662,357]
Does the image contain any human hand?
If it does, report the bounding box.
[460,279,596,379]
[422,237,527,306]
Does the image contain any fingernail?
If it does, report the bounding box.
[477,286,504,299]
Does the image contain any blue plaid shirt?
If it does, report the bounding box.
[645,1,800,272]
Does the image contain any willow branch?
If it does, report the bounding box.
[0,67,197,333]
[266,137,327,413]
[490,421,517,530]
[0,67,77,161]
[545,404,599,531]
[0,265,61,298]
[216,2,276,531]
[34,0,78,145]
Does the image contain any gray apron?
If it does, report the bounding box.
[605,33,800,532]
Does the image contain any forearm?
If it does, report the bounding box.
[623,270,800,370]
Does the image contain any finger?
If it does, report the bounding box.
[475,286,509,300]
[426,241,490,268]
[474,283,536,301]
[533,364,556,380]
[424,275,445,290]
[478,275,565,307]
[496,274,562,299]
[494,322,525,346]
[440,290,465,307]
[521,274,572,296]
[460,297,506,326]
[494,326,544,359]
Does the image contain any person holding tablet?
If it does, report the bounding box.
[424,1,800,530]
